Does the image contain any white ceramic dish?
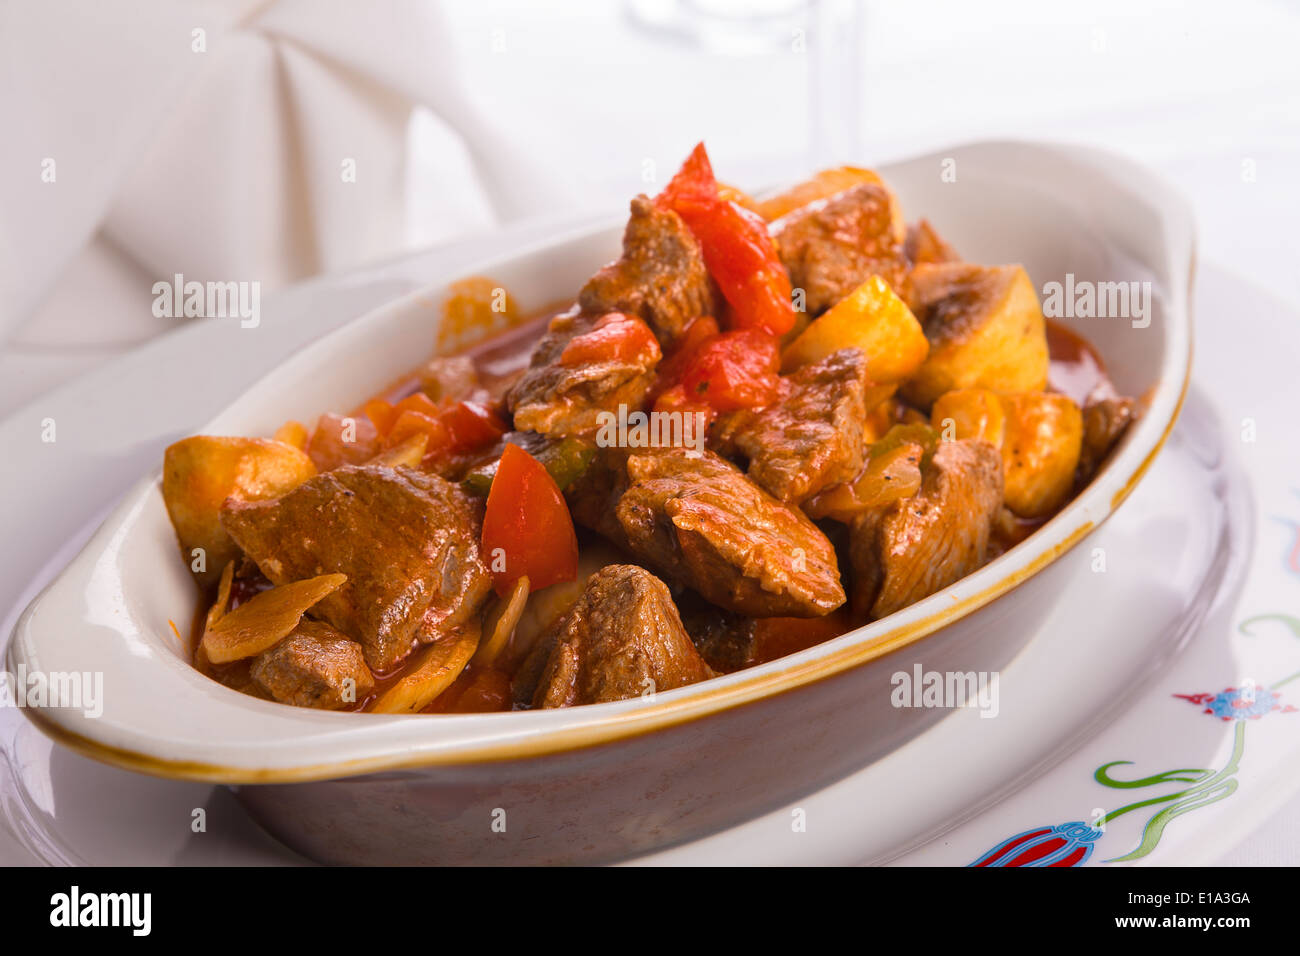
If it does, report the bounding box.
[7,141,1194,864]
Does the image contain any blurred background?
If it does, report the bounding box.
[2,0,1298,417]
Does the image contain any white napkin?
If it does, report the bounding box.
[0,0,566,349]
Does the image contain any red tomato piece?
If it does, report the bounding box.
[307,412,380,471]
[658,143,796,336]
[442,400,507,452]
[481,443,579,596]
[559,312,662,367]
[362,398,397,437]
[393,391,440,419]
[385,409,450,453]
[649,314,719,403]
[678,329,782,412]
[652,382,717,430]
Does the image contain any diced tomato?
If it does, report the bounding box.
[441,400,507,451]
[657,143,796,336]
[749,611,852,667]
[307,412,380,471]
[481,443,579,596]
[385,408,451,452]
[649,315,719,401]
[362,398,398,437]
[559,312,661,367]
[393,391,440,419]
[678,329,782,412]
[652,382,716,430]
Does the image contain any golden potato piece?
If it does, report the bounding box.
[900,263,1048,409]
[758,167,905,241]
[931,387,1007,447]
[201,573,347,664]
[370,622,481,714]
[163,436,317,588]
[781,276,929,384]
[1001,393,1083,518]
[272,420,309,450]
[931,389,1082,518]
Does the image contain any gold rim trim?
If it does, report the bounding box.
[22,325,1194,786]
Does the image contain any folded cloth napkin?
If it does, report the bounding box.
[0,0,566,348]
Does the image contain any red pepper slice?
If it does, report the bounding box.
[481,443,579,596]
[658,143,796,336]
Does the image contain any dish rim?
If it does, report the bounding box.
[8,139,1195,783]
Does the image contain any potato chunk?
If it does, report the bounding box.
[901,263,1048,409]
[1001,393,1083,517]
[931,388,1082,518]
[162,436,316,588]
[931,387,1007,447]
[781,276,929,384]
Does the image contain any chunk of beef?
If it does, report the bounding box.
[1078,395,1137,480]
[612,447,845,617]
[250,620,374,709]
[712,348,888,503]
[220,465,492,673]
[772,183,910,315]
[505,307,660,436]
[849,438,1003,619]
[528,565,714,708]
[579,195,718,347]
[676,596,758,673]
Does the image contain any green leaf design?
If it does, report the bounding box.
[1105,780,1239,862]
[1094,762,1213,789]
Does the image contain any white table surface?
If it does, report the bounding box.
[3,0,1297,865]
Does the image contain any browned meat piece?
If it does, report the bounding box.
[1078,395,1137,480]
[771,183,910,315]
[505,307,660,436]
[221,465,492,673]
[849,439,1003,620]
[712,348,889,503]
[612,447,845,617]
[250,620,375,709]
[528,565,714,708]
[905,218,960,266]
[579,195,718,347]
[676,596,757,673]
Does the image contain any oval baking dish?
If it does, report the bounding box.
[8,141,1193,864]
